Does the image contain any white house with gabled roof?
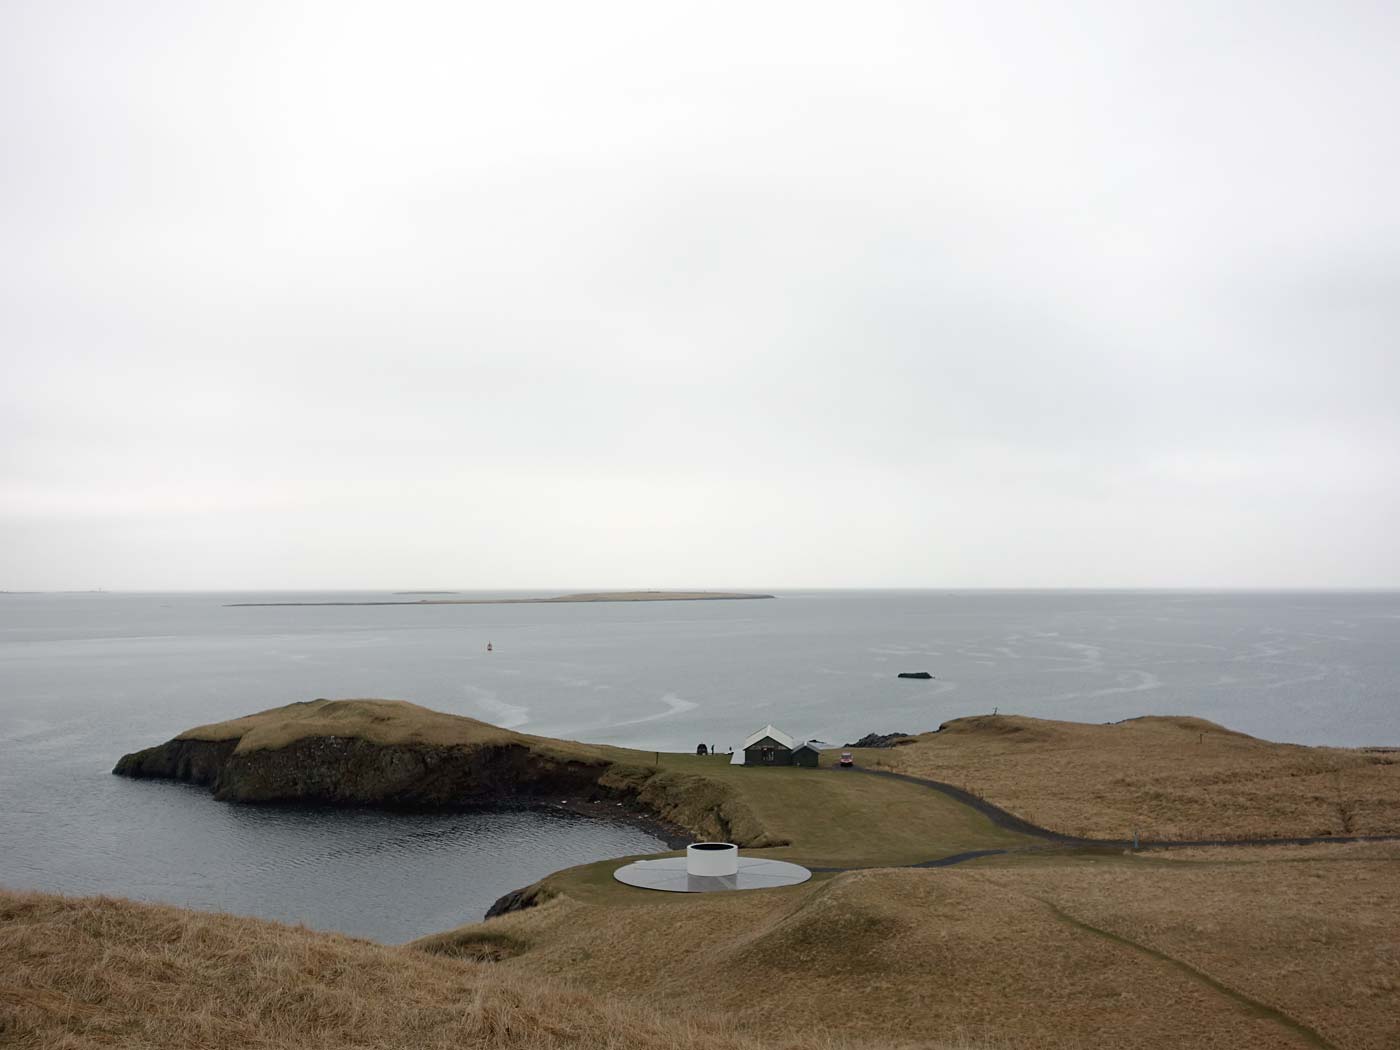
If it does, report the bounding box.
[742,724,797,766]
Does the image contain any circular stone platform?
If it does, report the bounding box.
[613,855,812,893]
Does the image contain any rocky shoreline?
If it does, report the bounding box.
[114,733,695,848]
[115,735,611,806]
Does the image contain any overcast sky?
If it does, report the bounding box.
[3,1,1398,590]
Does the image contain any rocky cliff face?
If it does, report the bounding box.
[113,738,239,786]
[223,737,614,806]
[115,736,610,807]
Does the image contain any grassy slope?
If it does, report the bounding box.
[529,756,1031,913]
[0,889,923,1050]
[981,845,1400,1049]
[420,845,1400,1050]
[627,752,1029,867]
[864,713,1400,840]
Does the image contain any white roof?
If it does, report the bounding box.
[730,749,744,765]
[743,724,795,750]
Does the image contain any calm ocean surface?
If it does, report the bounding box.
[2,589,1397,941]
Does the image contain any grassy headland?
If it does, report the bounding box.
[112,699,653,810]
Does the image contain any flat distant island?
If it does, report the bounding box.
[225,590,775,607]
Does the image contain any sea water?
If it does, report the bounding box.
[2,589,1397,941]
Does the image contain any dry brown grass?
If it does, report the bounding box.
[0,889,963,1050]
[975,848,1400,1050]
[1136,840,1400,863]
[176,698,638,765]
[426,850,1400,1050]
[1140,840,1400,862]
[866,714,1400,840]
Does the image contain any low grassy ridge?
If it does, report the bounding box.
[862,714,1400,840]
[421,843,1400,1050]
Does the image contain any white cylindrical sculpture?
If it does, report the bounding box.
[686,842,739,877]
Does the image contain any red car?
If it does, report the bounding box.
[838,752,854,768]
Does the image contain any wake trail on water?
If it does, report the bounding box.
[1035,669,1164,703]
[609,692,698,727]
[466,690,531,729]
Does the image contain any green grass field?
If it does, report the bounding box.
[658,752,1028,864]
[542,751,1035,904]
